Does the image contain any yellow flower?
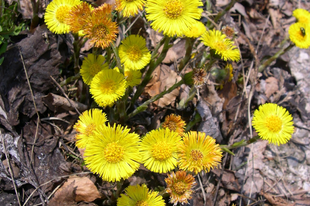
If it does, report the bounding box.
[83,4,118,49]
[84,124,141,182]
[165,170,196,205]
[201,29,240,62]
[288,22,310,49]
[74,108,108,149]
[252,103,295,146]
[66,1,93,34]
[44,0,81,34]
[117,184,165,206]
[161,114,186,136]
[184,20,206,38]
[178,131,222,174]
[80,54,109,85]
[114,67,142,87]
[119,35,151,70]
[293,8,310,24]
[116,0,146,17]
[141,128,181,173]
[145,0,203,37]
[90,69,127,107]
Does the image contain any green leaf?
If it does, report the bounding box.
[0,57,4,65]
[0,42,8,55]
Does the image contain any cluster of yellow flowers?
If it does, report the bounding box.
[289,8,310,49]
[74,112,221,205]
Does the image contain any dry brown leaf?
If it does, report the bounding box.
[212,169,241,192]
[162,39,186,64]
[260,192,296,206]
[144,65,181,107]
[218,82,238,110]
[265,77,279,98]
[49,176,101,205]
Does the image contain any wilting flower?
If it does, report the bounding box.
[141,128,181,173]
[162,114,186,136]
[145,0,203,37]
[184,20,206,38]
[201,29,240,62]
[66,1,93,34]
[117,184,165,206]
[80,53,109,85]
[45,0,81,34]
[252,103,295,146]
[119,35,151,70]
[84,124,141,182]
[90,69,127,107]
[165,170,196,205]
[74,108,108,149]
[116,0,146,17]
[178,131,222,174]
[192,68,207,87]
[288,22,310,49]
[292,8,310,24]
[83,4,118,48]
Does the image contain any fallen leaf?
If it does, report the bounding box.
[265,77,279,98]
[162,39,186,64]
[49,176,101,205]
[212,169,241,192]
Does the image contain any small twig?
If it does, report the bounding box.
[293,123,310,132]
[18,46,41,166]
[0,132,22,206]
[50,75,81,115]
[197,173,206,205]
[124,13,142,35]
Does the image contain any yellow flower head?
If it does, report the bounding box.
[184,20,206,38]
[252,103,295,146]
[114,67,142,87]
[293,8,310,24]
[44,0,81,34]
[117,184,165,206]
[90,69,127,107]
[145,0,203,37]
[81,53,109,85]
[84,124,141,182]
[116,0,146,17]
[288,22,310,49]
[141,128,181,173]
[165,170,196,205]
[161,114,186,136]
[201,29,240,62]
[119,35,151,70]
[74,108,108,149]
[178,131,223,174]
[83,4,119,49]
[66,1,93,34]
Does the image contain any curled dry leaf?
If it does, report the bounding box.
[49,176,101,205]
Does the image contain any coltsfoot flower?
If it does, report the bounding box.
[161,114,186,136]
[116,0,146,17]
[288,22,310,49]
[252,103,295,146]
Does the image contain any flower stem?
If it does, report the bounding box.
[111,42,124,74]
[127,79,184,119]
[258,39,294,72]
[220,135,260,154]
[178,37,195,72]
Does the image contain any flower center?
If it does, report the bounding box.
[135,200,148,206]
[104,142,124,163]
[214,41,227,52]
[128,46,142,61]
[151,142,172,161]
[56,5,70,24]
[172,181,187,195]
[85,123,96,136]
[163,0,184,20]
[191,150,203,162]
[89,63,102,77]
[265,115,282,133]
[101,79,116,94]
[166,121,177,132]
[93,24,108,39]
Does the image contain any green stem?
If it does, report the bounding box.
[258,41,294,72]
[60,73,81,87]
[185,112,201,132]
[213,0,237,26]
[205,58,217,71]
[178,37,195,72]
[131,36,171,105]
[111,42,124,74]
[220,135,260,153]
[177,85,196,110]
[30,0,40,30]
[127,79,184,119]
